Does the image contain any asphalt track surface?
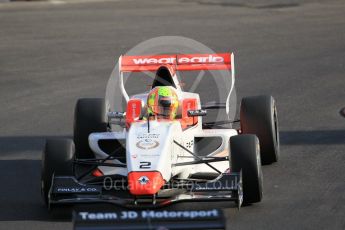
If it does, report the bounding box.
[0,0,345,229]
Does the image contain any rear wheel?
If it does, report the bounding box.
[41,139,75,206]
[240,95,279,164]
[230,135,263,204]
[73,98,107,159]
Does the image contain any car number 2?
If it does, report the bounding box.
[139,161,151,169]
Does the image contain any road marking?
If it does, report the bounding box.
[48,0,66,4]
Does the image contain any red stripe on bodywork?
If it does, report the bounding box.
[126,99,142,128]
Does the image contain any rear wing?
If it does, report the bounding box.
[117,52,235,104]
[119,53,234,72]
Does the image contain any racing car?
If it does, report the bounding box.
[41,53,279,209]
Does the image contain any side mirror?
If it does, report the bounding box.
[108,112,126,126]
[188,109,207,117]
[108,111,125,119]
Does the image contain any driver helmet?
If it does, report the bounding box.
[147,86,179,120]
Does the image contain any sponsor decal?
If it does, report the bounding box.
[55,187,99,193]
[140,209,220,219]
[138,176,149,185]
[137,133,160,139]
[136,139,159,150]
[132,55,224,65]
[136,133,160,150]
[78,209,220,221]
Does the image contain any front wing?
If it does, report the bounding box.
[48,172,243,209]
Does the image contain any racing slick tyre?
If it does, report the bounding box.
[74,98,107,159]
[240,95,280,165]
[41,138,75,206]
[230,135,263,204]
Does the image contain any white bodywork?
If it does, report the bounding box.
[88,92,238,181]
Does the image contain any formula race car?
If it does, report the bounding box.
[41,53,279,209]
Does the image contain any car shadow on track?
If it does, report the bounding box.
[280,130,345,145]
[0,159,72,221]
[0,135,72,221]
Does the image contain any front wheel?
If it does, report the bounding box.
[230,135,263,204]
[41,138,75,206]
[73,98,107,159]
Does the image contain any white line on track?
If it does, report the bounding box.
[0,0,126,8]
[48,0,66,4]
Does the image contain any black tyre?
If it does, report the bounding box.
[240,95,280,165]
[230,135,263,204]
[73,98,107,159]
[41,139,75,206]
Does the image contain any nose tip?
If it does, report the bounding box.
[128,171,165,195]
